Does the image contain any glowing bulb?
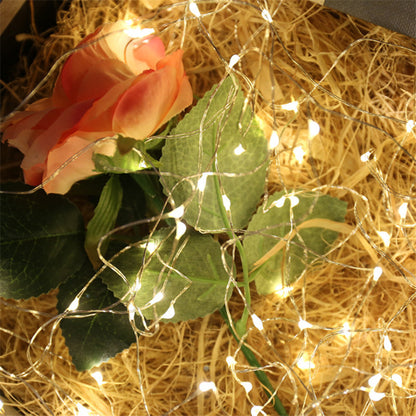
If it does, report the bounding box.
[241,381,253,393]
[0,398,3,411]
[76,403,91,416]
[281,101,299,112]
[398,203,408,219]
[261,9,273,23]
[298,319,313,330]
[128,302,136,321]
[189,1,201,17]
[144,241,157,254]
[341,322,351,338]
[297,354,315,370]
[293,146,305,163]
[269,130,280,149]
[383,335,392,352]
[360,151,372,162]
[392,374,402,387]
[199,381,217,392]
[132,279,141,292]
[376,231,391,247]
[197,173,208,192]
[68,298,79,311]
[234,144,246,155]
[289,195,300,207]
[308,119,320,138]
[124,26,155,39]
[272,196,286,208]
[251,405,267,416]
[229,54,240,68]
[168,205,185,219]
[149,291,164,306]
[226,356,237,367]
[176,221,187,240]
[274,283,293,298]
[368,373,382,388]
[161,305,175,319]
[251,314,264,331]
[373,266,383,282]
[369,391,385,402]
[222,194,231,211]
[91,371,103,386]
[406,119,415,132]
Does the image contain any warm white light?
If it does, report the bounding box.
[341,322,351,338]
[376,231,391,247]
[68,298,79,312]
[161,305,175,319]
[251,405,266,416]
[149,292,164,306]
[406,119,415,132]
[176,221,187,240]
[392,373,402,387]
[197,173,208,192]
[251,314,264,331]
[272,196,286,208]
[293,146,305,163]
[289,195,300,207]
[241,381,253,393]
[0,398,3,411]
[308,119,320,138]
[297,355,315,370]
[234,144,246,155]
[369,391,385,402]
[91,371,103,386]
[373,266,383,282]
[229,54,240,68]
[298,319,313,330]
[128,302,136,321]
[281,101,299,113]
[199,381,217,392]
[269,130,280,149]
[76,403,91,416]
[168,205,185,219]
[132,278,141,292]
[124,26,155,39]
[398,203,408,219]
[226,356,237,367]
[189,1,201,17]
[274,283,293,298]
[360,151,372,162]
[222,194,231,211]
[144,241,157,254]
[261,9,273,23]
[368,373,382,388]
[383,335,392,352]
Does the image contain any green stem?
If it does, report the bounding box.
[220,306,288,416]
[212,171,288,415]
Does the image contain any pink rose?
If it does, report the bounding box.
[1,21,193,194]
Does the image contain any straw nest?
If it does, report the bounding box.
[1,0,415,415]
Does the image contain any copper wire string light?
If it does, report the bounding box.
[0,0,415,415]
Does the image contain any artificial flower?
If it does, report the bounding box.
[1,21,193,194]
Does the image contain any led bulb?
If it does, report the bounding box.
[406,119,415,132]
[197,173,208,192]
[189,1,201,17]
[369,391,385,402]
[293,146,305,163]
[261,9,273,23]
[281,101,299,112]
[68,298,79,311]
[368,373,382,388]
[269,130,280,149]
[176,221,187,240]
[229,54,240,68]
[308,119,320,138]
[398,203,408,219]
[241,381,253,393]
[199,381,216,392]
[91,371,103,386]
[226,356,236,367]
[234,144,246,155]
[392,374,402,387]
[222,194,231,211]
[161,305,175,320]
[373,266,383,282]
[149,292,164,306]
[168,205,185,219]
[298,319,313,330]
[383,335,392,352]
[251,314,264,331]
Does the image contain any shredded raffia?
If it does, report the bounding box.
[1,0,415,415]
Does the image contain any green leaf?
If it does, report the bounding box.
[0,184,86,299]
[93,137,159,174]
[85,175,123,268]
[101,227,233,322]
[244,191,347,295]
[57,260,137,371]
[160,76,268,232]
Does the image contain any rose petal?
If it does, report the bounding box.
[43,135,116,194]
